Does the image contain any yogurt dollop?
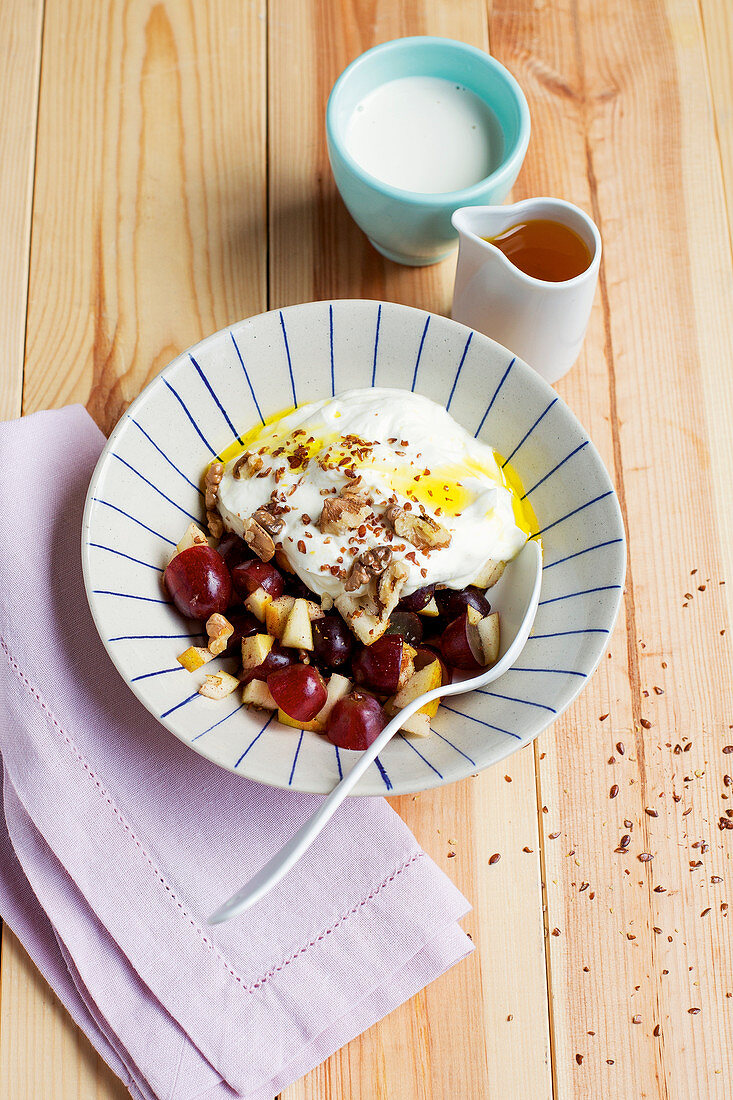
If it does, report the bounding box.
[216,388,529,599]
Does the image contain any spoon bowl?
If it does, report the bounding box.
[208,539,543,924]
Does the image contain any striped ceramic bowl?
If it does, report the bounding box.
[82,300,625,795]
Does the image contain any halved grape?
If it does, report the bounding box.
[440,612,485,671]
[383,611,424,647]
[435,585,491,621]
[218,533,254,570]
[241,641,297,684]
[164,546,232,621]
[223,608,259,654]
[231,560,285,599]
[399,584,436,613]
[326,692,386,750]
[352,635,404,694]
[268,665,327,722]
[312,615,354,669]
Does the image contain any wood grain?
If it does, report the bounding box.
[0,0,44,421]
[493,0,733,1095]
[22,0,267,430]
[269,2,552,1098]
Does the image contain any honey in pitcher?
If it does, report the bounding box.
[485,218,592,282]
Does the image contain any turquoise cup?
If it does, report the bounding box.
[326,36,530,266]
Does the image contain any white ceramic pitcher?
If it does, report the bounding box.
[451,198,601,384]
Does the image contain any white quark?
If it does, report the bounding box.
[344,76,503,194]
[216,388,528,600]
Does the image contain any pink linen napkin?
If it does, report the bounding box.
[0,406,473,1100]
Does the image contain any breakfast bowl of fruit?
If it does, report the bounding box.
[81,300,625,795]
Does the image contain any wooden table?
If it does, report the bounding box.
[2,1,732,1096]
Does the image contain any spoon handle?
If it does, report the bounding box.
[207,699,425,924]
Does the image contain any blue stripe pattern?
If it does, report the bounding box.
[528,628,610,639]
[112,454,198,521]
[164,379,216,456]
[506,666,587,679]
[371,303,382,386]
[477,689,557,714]
[88,544,163,572]
[329,303,335,395]
[235,713,275,768]
[440,705,522,740]
[475,356,515,437]
[538,585,622,606]
[446,331,473,411]
[502,398,557,466]
[374,754,392,791]
[193,701,246,741]
[431,730,476,766]
[230,331,265,424]
[288,730,305,785]
[411,316,431,391]
[280,311,297,406]
[92,499,176,546]
[189,354,241,439]
[334,745,343,779]
[161,692,200,718]
[397,734,443,779]
[93,590,172,605]
[521,441,589,499]
[131,667,183,682]
[130,419,204,496]
[109,632,205,641]
[531,490,614,539]
[543,539,624,571]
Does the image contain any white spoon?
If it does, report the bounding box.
[208,539,542,925]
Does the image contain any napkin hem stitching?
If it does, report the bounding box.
[1,633,427,996]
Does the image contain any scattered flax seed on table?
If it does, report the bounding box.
[610,784,619,799]
[488,853,501,865]
[632,1015,642,1024]
[638,853,653,862]
[575,1054,583,1065]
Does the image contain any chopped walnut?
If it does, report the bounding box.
[251,505,285,537]
[319,492,371,534]
[385,504,451,550]
[243,516,275,561]
[204,461,224,511]
[345,546,393,592]
[232,452,263,480]
[335,560,408,644]
[206,613,234,656]
[206,509,224,539]
[341,476,365,498]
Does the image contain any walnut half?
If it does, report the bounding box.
[345,545,392,592]
[243,516,275,561]
[251,505,285,537]
[319,492,371,534]
[385,504,451,550]
[335,560,409,644]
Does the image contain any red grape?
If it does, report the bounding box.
[440,612,485,670]
[413,644,452,685]
[164,546,232,620]
[218,533,254,570]
[399,583,436,613]
[268,665,327,722]
[383,611,423,646]
[435,585,491,620]
[352,635,405,694]
[242,641,297,684]
[312,615,354,669]
[223,608,259,654]
[326,692,386,750]
[231,559,285,599]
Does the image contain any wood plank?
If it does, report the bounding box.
[0,0,43,420]
[4,3,266,1099]
[699,0,733,234]
[22,0,267,430]
[492,0,733,1095]
[270,3,552,1098]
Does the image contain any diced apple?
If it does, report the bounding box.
[471,559,506,589]
[467,604,482,627]
[278,672,353,732]
[241,633,275,670]
[281,598,314,650]
[242,679,277,710]
[177,645,215,672]
[265,595,296,638]
[399,711,431,737]
[477,612,500,666]
[198,671,240,700]
[321,593,334,611]
[397,643,417,690]
[390,659,443,719]
[417,597,440,617]
[245,585,273,622]
[174,522,209,558]
[305,600,325,621]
